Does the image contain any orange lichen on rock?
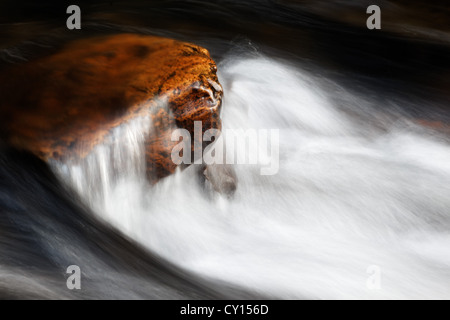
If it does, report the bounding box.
[0,34,223,181]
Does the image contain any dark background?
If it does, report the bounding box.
[0,0,449,299]
[1,1,449,119]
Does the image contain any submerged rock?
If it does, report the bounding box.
[203,163,238,197]
[0,34,223,181]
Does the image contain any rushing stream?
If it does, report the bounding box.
[1,0,450,299]
[53,54,450,299]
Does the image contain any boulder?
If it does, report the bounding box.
[0,34,223,181]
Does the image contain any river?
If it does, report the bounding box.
[1,0,449,299]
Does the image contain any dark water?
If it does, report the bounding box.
[1,1,450,299]
[0,148,260,299]
[2,1,450,119]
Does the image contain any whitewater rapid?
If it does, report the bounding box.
[55,54,450,299]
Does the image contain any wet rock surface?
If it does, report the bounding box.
[0,33,223,181]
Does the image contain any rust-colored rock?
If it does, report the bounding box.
[416,120,450,134]
[0,34,223,181]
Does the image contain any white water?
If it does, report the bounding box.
[56,55,450,300]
